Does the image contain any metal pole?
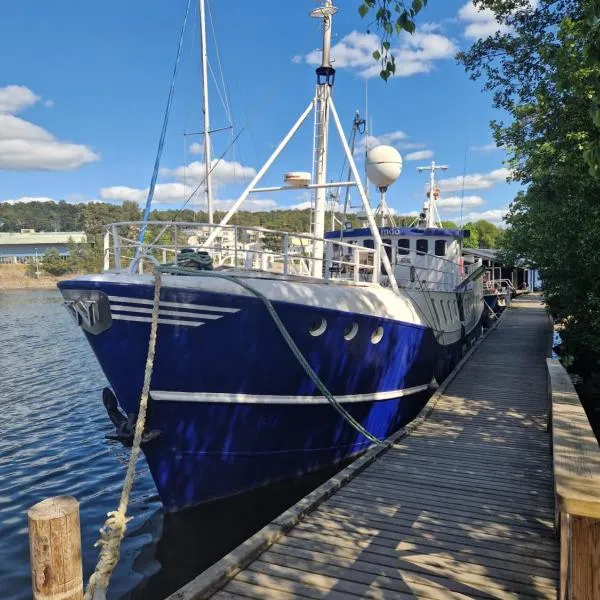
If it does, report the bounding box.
[199,0,213,224]
[329,97,399,294]
[202,100,315,248]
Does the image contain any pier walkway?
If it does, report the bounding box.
[174,296,558,600]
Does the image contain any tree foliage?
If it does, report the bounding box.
[458,0,600,362]
[357,0,429,80]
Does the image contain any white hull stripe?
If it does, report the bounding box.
[112,314,204,327]
[150,384,431,405]
[111,304,222,320]
[108,295,239,313]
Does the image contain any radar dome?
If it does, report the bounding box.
[366,145,403,189]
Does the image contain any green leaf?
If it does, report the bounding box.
[358,3,369,18]
[383,41,390,50]
[412,0,423,14]
[372,50,381,61]
[403,20,416,34]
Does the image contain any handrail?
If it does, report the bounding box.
[547,358,600,598]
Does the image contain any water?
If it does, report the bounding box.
[0,290,344,599]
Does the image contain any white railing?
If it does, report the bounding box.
[102,221,380,285]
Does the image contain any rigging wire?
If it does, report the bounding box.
[459,138,468,230]
[135,0,193,261]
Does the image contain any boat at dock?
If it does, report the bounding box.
[57,0,484,512]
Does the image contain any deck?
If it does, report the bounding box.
[172,295,558,600]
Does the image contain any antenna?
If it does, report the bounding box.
[416,160,448,228]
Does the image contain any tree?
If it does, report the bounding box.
[357,0,430,80]
[42,248,73,276]
[458,0,600,362]
[462,223,480,249]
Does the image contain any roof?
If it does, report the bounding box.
[463,247,499,260]
[0,231,87,245]
[325,226,467,239]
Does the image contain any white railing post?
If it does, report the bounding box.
[103,229,110,271]
[374,244,381,284]
[112,225,121,271]
[324,240,331,282]
[353,246,360,283]
[283,233,289,275]
[173,224,179,265]
[234,227,238,268]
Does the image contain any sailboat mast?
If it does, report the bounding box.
[199,0,213,224]
[310,0,337,277]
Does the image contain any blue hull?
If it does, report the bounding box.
[59,278,474,511]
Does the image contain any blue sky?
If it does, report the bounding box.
[0,0,515,226]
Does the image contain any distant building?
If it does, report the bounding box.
[0,230,87,264]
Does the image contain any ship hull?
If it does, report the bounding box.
[59,274,482,511]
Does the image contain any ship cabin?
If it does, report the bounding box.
[324,226,469,291]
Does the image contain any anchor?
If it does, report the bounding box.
[102,387,161,447]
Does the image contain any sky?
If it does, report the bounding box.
[0,0,515,227]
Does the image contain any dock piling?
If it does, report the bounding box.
[28,495,83,600]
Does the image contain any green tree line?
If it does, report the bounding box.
[458,0,600,370]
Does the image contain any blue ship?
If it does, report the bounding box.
[58,1,485,512]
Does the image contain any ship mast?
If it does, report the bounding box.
[417,160,448,228]
[310,0,337,277]
[199,0,214,223]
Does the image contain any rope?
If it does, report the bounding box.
[85,269,162,600]
[158,257,384,446]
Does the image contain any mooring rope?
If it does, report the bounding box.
[85,269,162,600]
[158,258,384,446]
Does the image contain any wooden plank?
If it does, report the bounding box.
[549,358,600,518]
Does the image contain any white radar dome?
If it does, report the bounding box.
[366,145,403,189]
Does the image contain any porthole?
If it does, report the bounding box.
[309,317,327,337]
[344,322,359,341]
[371,326,384,344]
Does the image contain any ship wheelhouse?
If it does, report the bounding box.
[325,226,468,291]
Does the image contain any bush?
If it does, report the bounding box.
[42,248,73,276]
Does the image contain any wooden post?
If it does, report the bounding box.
[560,514,600,599]
[28,496,83,600]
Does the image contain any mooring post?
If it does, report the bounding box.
[28,496,83,600]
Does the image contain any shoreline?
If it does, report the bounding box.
[0,265,70,291]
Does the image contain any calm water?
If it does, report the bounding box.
[0,290,343,599]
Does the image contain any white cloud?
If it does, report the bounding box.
[0,196,54,205]
[464,208,508,226]
[100,183,192,205]
[405,150,434,161]
[188,142,203,155]
[470,142,500,153]
[458,2,509,39]
[355,130,408,155]
[0,85,99,171]
[99,183,276,212]
[458,1,538,40]
[436,195,485,212]
[43,99,54,108]
[438,167,511,192]
[295,30,457,79]
[0,85,39,114]
[289,201,313,210]
[160,159,256,188]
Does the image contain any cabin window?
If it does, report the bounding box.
[447,300,452,321]
[397,239,410,256]
[416,239,428,255]
[440,300,447,323]
[382,238,392,262]
[435,240,446,257]
[363,239,374,249]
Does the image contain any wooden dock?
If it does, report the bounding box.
[171,296,559,600]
